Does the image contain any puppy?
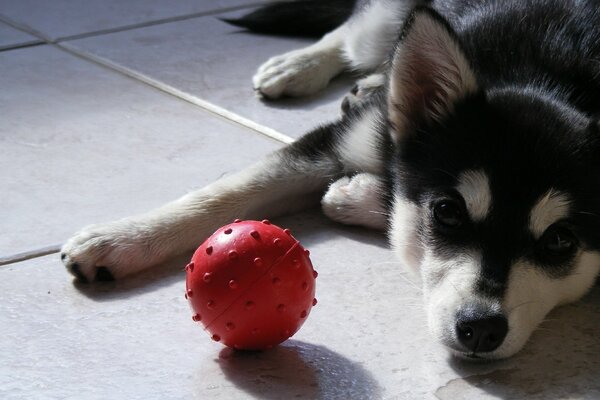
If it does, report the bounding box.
[62,0,600,359]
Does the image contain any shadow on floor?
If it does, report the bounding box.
[73,209,388,301]
[73,251,191,302]
[214,339,381,399]
[442,286,600,399]
[256,73,356,112]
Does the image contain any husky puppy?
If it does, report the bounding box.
[61,0,600,359]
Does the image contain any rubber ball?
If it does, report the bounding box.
[185,219,318,350]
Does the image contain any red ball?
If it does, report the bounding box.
[185,219,318,350]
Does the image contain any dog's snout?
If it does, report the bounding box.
[455,307,508,353]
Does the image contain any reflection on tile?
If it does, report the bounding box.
[66,10,354,139]
[0,21,41,50]
[0,45,280,257]
[0,0,264,40]
[1,210,597,399]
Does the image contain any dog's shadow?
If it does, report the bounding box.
[72,252,190,301]
[209,340,381,399]
[73,209,387,301]
[446,285,600,399]
[256,73,356,112]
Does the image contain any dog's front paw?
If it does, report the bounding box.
[253,48,340,98]
[321,174,387,230]
[61,221,151,283]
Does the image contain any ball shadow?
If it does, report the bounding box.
[215,340,381,399]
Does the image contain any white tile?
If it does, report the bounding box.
[66,10,353,139]
[0,21,40,50]
[1,212,598,399]
[0,0,263,40]
[0,45,280,258]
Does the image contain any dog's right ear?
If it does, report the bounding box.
[388,8,479,143]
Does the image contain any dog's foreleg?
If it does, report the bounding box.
[61,125,345,282]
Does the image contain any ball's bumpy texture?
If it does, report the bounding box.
[185,219,318,350]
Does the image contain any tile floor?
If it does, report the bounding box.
[1,1,598,399]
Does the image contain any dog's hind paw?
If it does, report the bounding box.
[60,220,152,283]
[253,47,343,98]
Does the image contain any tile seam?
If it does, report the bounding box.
[57,42,295,144]
[53,2,270,43]
[0,7,295,145]
[0,245,61,267]
[0,2,266,43]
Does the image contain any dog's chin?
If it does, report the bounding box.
[443,340,519,361]
[445,343,525,361]
[448,348,503,362]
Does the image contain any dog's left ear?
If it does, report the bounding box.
[388,8,479,143]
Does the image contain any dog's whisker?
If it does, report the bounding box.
[395,272,423,292]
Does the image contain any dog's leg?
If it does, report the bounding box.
[321,173,388,230]
[253,25,348,99]
[61,125,346,282]
[253,0,412,99]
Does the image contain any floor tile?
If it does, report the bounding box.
[0,45,280,258]
[0,0,264,40]
[1,211,598,399]
[0,21,40,50]
[65,9,353,139]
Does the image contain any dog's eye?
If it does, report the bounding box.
[540,225,578,257]
[433,199,464,228]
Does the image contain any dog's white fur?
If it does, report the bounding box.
[457,170,493,222]
[529,189,571,238]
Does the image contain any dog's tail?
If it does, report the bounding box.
[221,0,356,38]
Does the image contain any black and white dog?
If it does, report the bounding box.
[61,0,600,359]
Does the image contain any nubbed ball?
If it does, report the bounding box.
[185,219,318,350]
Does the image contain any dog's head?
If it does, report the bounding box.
[386,8,600,359]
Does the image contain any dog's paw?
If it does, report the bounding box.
[341,73,386,114]
[61,220,152,283]
[253,48,341,98]
[321,174,387,230]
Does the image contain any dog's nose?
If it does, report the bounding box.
[455,307,508,353]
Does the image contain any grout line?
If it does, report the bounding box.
[0,245,61,267]
[0,14,49,42]
[57,42,295,145]
[0,2,266,44]
[0,10,295,145]
[0,40,45,52]
[0,2,295,267]
[53,2,269,43]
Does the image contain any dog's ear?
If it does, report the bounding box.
[388,8,479,143]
